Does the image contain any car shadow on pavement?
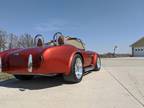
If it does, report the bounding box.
[0,72,94,90]
[0,75,67,90]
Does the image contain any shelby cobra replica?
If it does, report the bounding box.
[0,32,101,83]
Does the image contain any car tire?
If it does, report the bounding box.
[63,54,83,83]
[94,56,101,71]
[14,75,34,80]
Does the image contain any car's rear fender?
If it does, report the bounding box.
[1,45,84,75]
[65,50,85,76]
[37,45,79,74]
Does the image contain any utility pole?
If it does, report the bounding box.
[113,45,118,57]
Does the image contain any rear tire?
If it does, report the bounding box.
[63,54,83,83]
[94,56,101,71]
[14,75,34,80]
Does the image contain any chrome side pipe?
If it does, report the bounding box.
[28,54,33,72]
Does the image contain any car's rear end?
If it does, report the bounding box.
[0,47,46,75]
[0,45,77,76]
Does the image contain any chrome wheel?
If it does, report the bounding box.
[97,57,101,69]
[63,54,83,83]
[75,58,83,80]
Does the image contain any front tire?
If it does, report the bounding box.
[14,75,34,80]
[94,56,101,71]
[63,54,83,83]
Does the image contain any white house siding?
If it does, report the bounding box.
[133,47,144,57]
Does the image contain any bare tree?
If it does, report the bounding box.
[8,33,19,49]
[18,33,34,48]
[0,30,34,50]
[0,30,8,51]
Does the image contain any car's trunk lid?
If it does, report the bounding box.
[4,47,49,69]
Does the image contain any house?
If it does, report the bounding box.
[130,37,144,57]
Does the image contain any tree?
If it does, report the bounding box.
[8,33,19,49]
[0,30,8,51]
[0,30,34,50]
[18,33,34,48]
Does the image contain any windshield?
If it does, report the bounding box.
[46,35,85,50]
[65,38,85,50]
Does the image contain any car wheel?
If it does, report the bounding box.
[14,75,34,80]
[94,56,101,71]
[63,54,83,83]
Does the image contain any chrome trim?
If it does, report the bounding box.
[13,53,19,56]
[84,65,95,72]
[0,57,2,72]
[28,54,32,72]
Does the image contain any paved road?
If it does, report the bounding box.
[0,57,144,108]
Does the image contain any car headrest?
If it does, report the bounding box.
[37,38,43,47]
[58,36,65,45]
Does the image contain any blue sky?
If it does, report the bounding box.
[0,0,144,53]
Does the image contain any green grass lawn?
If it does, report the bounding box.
[0,73,13,81]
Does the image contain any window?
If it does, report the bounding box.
[135,48,144,52]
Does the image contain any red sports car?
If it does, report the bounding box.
[0,32,101,83]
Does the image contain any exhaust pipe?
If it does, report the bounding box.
[28,54,32,72]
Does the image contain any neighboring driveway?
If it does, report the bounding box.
[102,57,144,108]
[0,57,144,108]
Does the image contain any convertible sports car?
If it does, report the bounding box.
[0,32,101,83]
